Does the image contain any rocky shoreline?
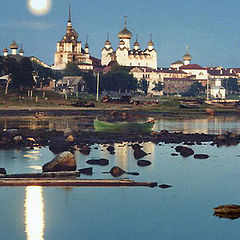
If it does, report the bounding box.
[0,128,239,152]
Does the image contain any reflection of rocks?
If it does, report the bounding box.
[213,205,240,219]
[137,160,152,167]
[42,151,77,172]
[133,146,148,159]
[86,158,109,166]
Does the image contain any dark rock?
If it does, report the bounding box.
[110,151,115,155]
[180,147,194,157]
[0,168,6,174]
[132,143,142,150]
[159,130,169,136]
[42,151,77,172]
[49,139,69,154]
[134,148,148,159]
[175,146,184,152]
[109,166,126,177]
[159,184,172,189]
[171,153,179,156]
[107,145,115,152]
[176,146,194,157]
[79,167,93,175]
[137,160,152,167]
[86,158,109,166]
[80,145,91,155]
[194,154,209,159]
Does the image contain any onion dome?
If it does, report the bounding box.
[3,47,8,52]
[85,42,89,48]
[119,39,125,45]
[118,28,132,39]
[182,52,192,61]
[148,39,154,46]
[9,40,18,49]
[118,17,132,39]
[19,48,24,54]
[105,39,111,45]
[134,40,140,47]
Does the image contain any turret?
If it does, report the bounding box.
[134,35,140,50]
[118,16,132,49]
[19,44,24,56]
[182,45,192,65]
[3,47,8,57]
[147,34,154,51]
[9,40,18,55]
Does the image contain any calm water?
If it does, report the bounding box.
[1,117,240,239]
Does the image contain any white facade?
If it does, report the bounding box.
[101,20,157,69]
[52,7,93,71]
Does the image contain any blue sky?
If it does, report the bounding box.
[1,0,240,67]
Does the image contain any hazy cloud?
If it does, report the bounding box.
[0,21,57,30]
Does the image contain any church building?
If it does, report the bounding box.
[101,18,158,69]
[52,7,93,71]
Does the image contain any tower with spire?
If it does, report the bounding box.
[101,17,157,69]
[53,5,93,70]
[182,45,192,65]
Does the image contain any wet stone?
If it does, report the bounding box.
[194,154,209,159]
[137,160,152,167]
[86,158,109,166]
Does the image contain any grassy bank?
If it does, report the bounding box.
[0,91,240,116]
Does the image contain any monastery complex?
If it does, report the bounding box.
[2,7,240,98]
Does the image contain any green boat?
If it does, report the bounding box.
[94,119,155,132]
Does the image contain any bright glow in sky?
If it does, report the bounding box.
[27,0,52,16]
[1,0,240,67]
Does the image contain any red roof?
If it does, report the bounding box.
[180,64,206,70]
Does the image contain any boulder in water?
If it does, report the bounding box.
[42,151,76,172]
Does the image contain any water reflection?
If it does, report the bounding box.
[2,115,240,134]
[24,186,45,240]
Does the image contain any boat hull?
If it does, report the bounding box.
[94,120,154,132]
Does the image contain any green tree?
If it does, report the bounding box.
[19,57,35,89]
[101,71,137,92]
[32,60,55,88]
[64,62,82,76]
[222,78,239,94]
[138,78,149,94]
[152,81,164,92]
[82,71,96,94]
[184,82,205,97]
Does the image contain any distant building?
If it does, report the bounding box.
[209,78,226,99]
[52,6,93,71]
[101,17,157,69]
[2,40,25,57]
[180,64,208,86]
[55,76,85,95]
[130,66,191,94]
[170,46,192,69]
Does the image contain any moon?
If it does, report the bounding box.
[27,0,52,16]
